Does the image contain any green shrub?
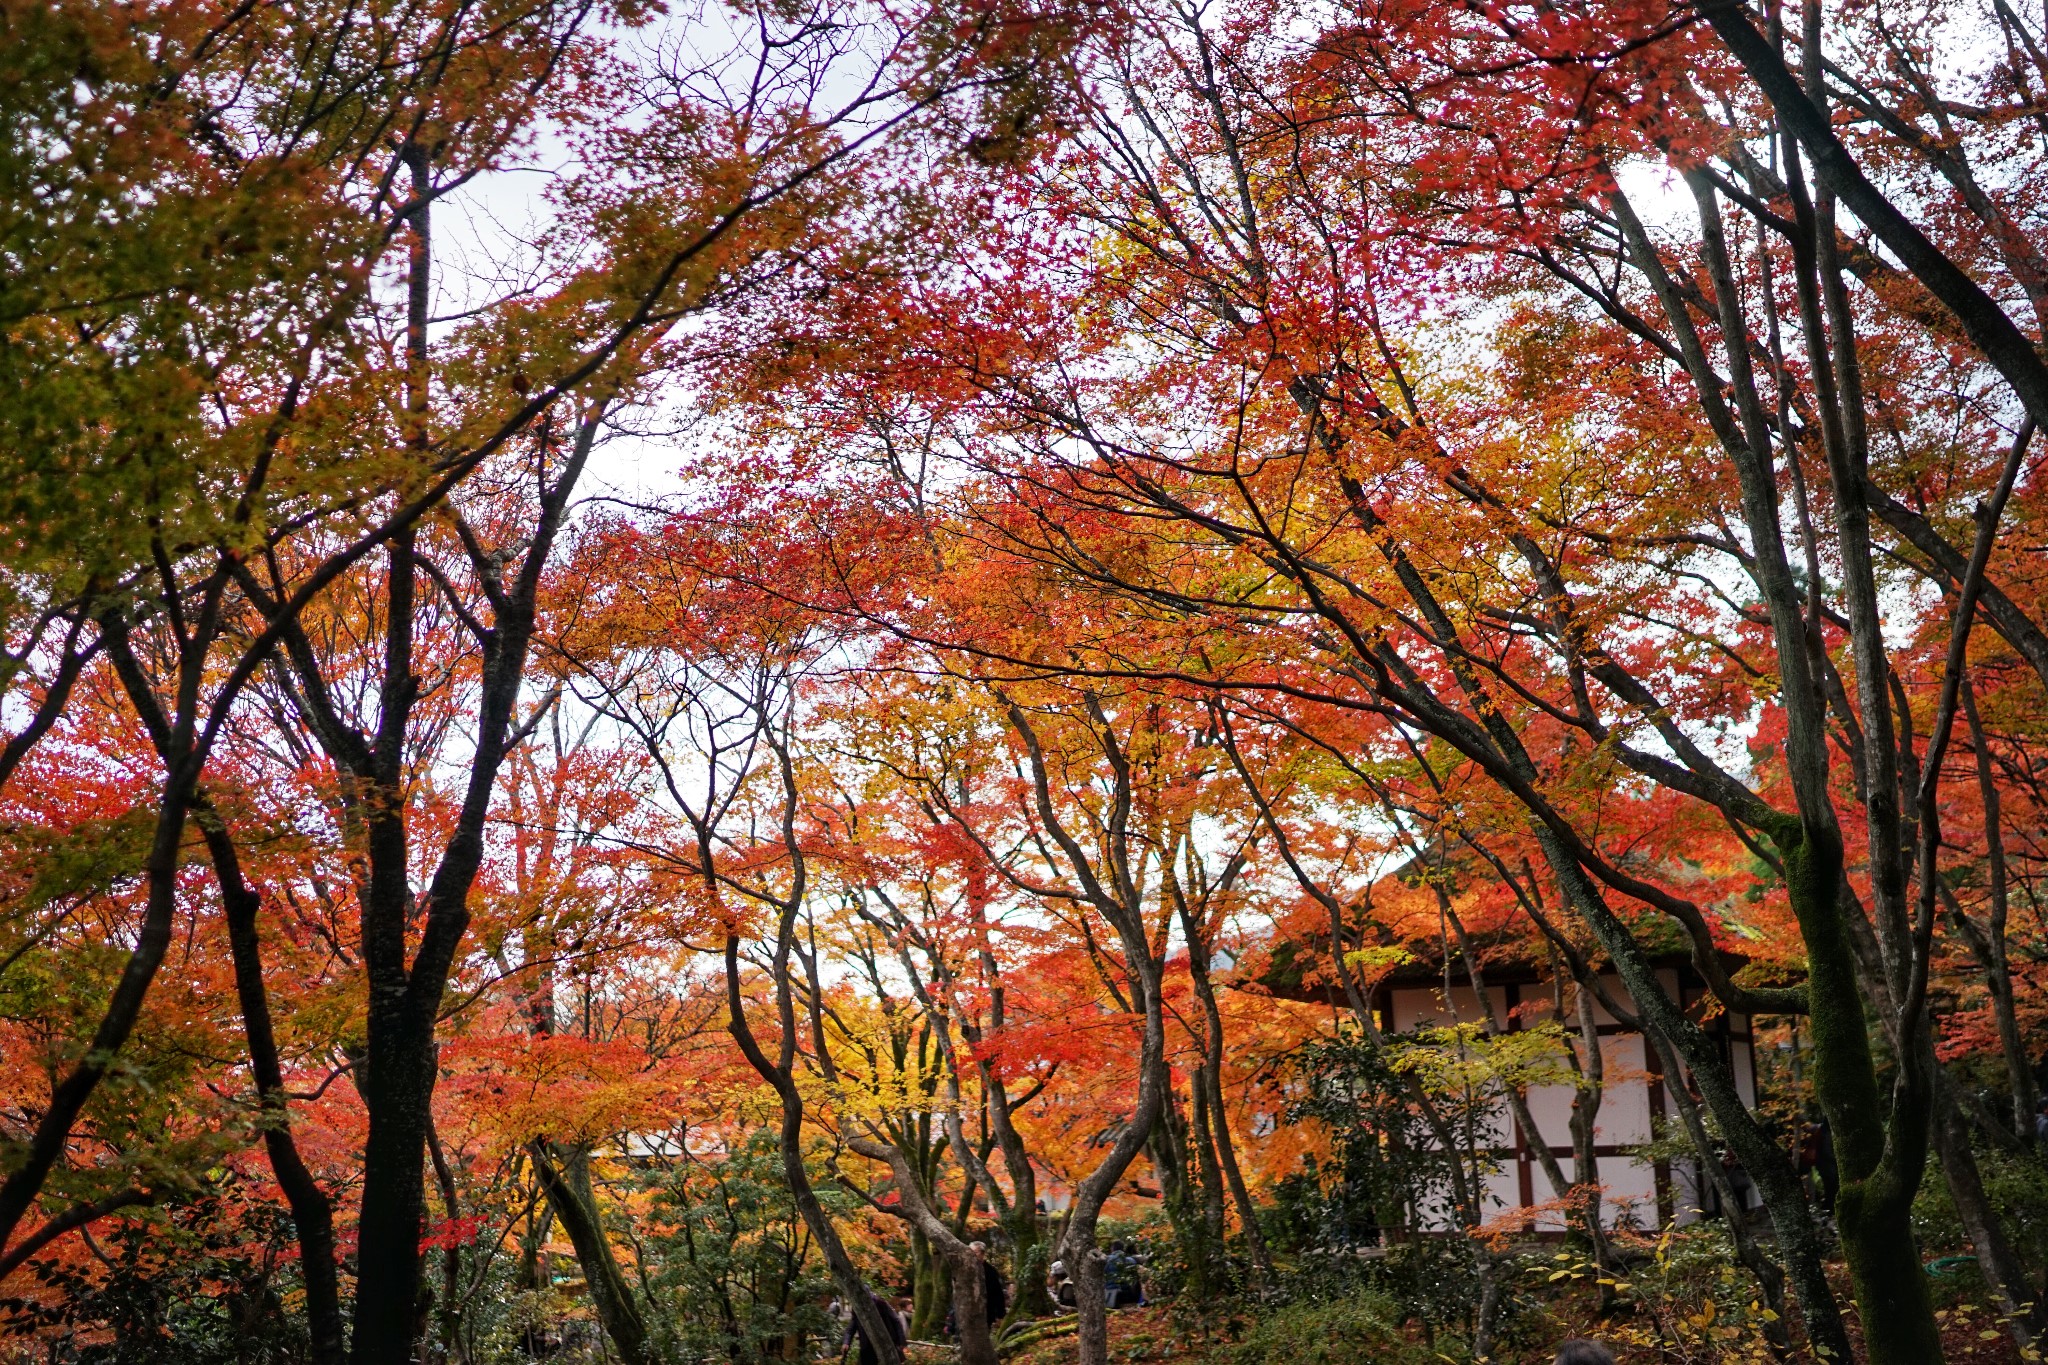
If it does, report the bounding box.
[1913,1140,2048,1279]
[1208,1292,1445,1365]
[630,1130,850,1365]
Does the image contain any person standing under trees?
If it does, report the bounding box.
[945,1247,1008,1340]
[983,1250,1008,1326]
[844,1289,907,1365]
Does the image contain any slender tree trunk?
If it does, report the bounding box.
[1190,1074,1229,1262]
[1565,978,1611,1280]
[1470,1244,1501,1363]
[517,1185,553,1357]
[1960,678,2038,1135]
[1148,1086,1211,1296]
[426,1116,465,1365]
[1206,1063,1272,1291]
[1930,1071,2044,1342]
[198,815,347,1365]
[725,939,903,1365]
[1639,1023,1793,1352]
[1444,903,1613,1275]
[1545,848,1853,1362]
[530,1141,651,1365]
[1179,897,1272,1289]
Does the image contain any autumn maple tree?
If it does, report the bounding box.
[11,0,2048,1363]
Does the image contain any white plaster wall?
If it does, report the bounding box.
[1593,1035,1652,1146]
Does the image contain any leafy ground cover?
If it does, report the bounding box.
[998,1286,2030,1365]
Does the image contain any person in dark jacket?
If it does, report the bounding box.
[983,1251,1008,1324]
[844,1289,906,1365]
[943,1247,1008,1340]
[1104,1241,1144,1308]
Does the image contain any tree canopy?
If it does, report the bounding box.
[3,0,2048,1362]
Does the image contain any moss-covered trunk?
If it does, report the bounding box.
[910,1224,948,1340]
[1780,827,1940,1365]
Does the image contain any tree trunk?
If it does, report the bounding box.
[847,1132,998,1365]
[1782,830,1942,1365]
[1544,849,1854,1363]
[1148,1088,1212,1297]
[725,936,903,1365]
[948,1243,998,1365]
[1606,158,1932,1363]
[1839,824,2041,1347]
[198,814,347,1365]
[518,1190,553,1357]
[426,1117,465,1365]
[1206,1062,1272,1291]
[1930,1073,2044,1342]
[1959,678,2038,1137]
[1189,1073,1229,1270]
[1180,907,1270,1290]
[1001,1201,1051,1322]
[962,880,1056,1321]
[1074,1248,1108,1365]
[353,1017,439,1363]
[1562,977,1619,1317]
[1003,702,1169,1365]
[1445,903,1613,1278]
[1640,1023,1793,1351]
[1470,1244,1501,1363]
[530,1141,651,1365]
[911,1224,946,1339]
